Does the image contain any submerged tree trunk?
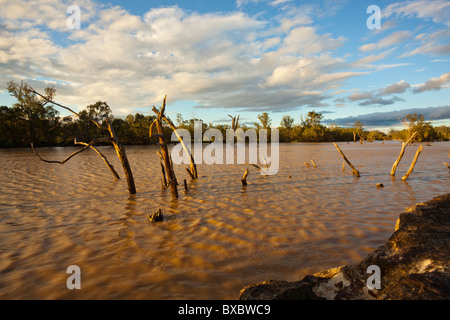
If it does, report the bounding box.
[161,113,197,180]
[28,86,136,194]
[402,145,424,181]
[228,115,240,131]
[105,118,136,194]
[151,96,178,198]
[391,131,418,176]
[241,167,249,186]
[333,143,360,177]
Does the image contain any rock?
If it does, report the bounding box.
[148,209,164,223]
[239,193,450,300]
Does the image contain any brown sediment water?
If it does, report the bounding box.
[0,141,449,299]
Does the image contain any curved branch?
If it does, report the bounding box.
[74,140,120,180]
[31,137,111,164]
[27,86,103,129]
[160,113,197,179]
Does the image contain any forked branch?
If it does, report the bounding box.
[31,137,111,164]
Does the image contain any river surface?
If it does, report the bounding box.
[0,141,449,299]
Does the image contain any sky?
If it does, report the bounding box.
[0,0,449,131]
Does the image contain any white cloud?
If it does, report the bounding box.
[359,31,412,52]
[351,48,395,67]
[236,0,260,9]
[413,72,450,93]
[1,2,362,115]
[269,0,294,6]
[400,29,450,57]
[4,0,437,117]
[383,0,450,27]
[0,0,98,31]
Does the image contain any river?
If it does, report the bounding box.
[0,141,449,299]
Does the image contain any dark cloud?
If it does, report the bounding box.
[195,89,331,113]
[381,80,410,95]
[358,96,403,106]
[323,105,450,127]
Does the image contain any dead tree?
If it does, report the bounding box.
[402,145,424,181]
[241,167,249,186]
[334,143,360,177]
[28,86,136,194]
[31,139,120,181]
[445,148,450,169]
[104,117,136,193]
[391,131,418,176]
[150,96,178,198]
[159,109,197,180]
[228,115,240,130]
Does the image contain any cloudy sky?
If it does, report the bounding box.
[0,0,449,130]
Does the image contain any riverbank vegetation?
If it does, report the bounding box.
[1,81,449,148]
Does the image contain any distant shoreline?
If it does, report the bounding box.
[2,139,447,150]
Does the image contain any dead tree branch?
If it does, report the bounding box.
[228,115,240,131]
[151,96,178,198]
[31,137,110,164]
[402,145,424,181]
[27,86,136,194]
[160,112,198,180]
[74,139,120,180]
[334,143,360,177]
[391,131,418,176]
[241,167,249,186]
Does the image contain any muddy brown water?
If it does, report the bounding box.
[0,141,449,299]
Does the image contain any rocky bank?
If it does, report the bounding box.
[239,193,450,300]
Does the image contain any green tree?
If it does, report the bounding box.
[435,126,450,141]
[353,120,365,142]
[7,80,60,146]
[401,113,438,142]
[303,111,323,128]
[300,111,325,142]
[279,115,294,142]
[255,112,272,129]
[0,106,27,146]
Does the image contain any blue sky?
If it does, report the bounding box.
[0,0,449,131]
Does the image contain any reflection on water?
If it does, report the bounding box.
[0,142,449,299]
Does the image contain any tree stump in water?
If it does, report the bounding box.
[148,209,164,223]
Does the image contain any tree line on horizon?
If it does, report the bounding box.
[1,81,449,148]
